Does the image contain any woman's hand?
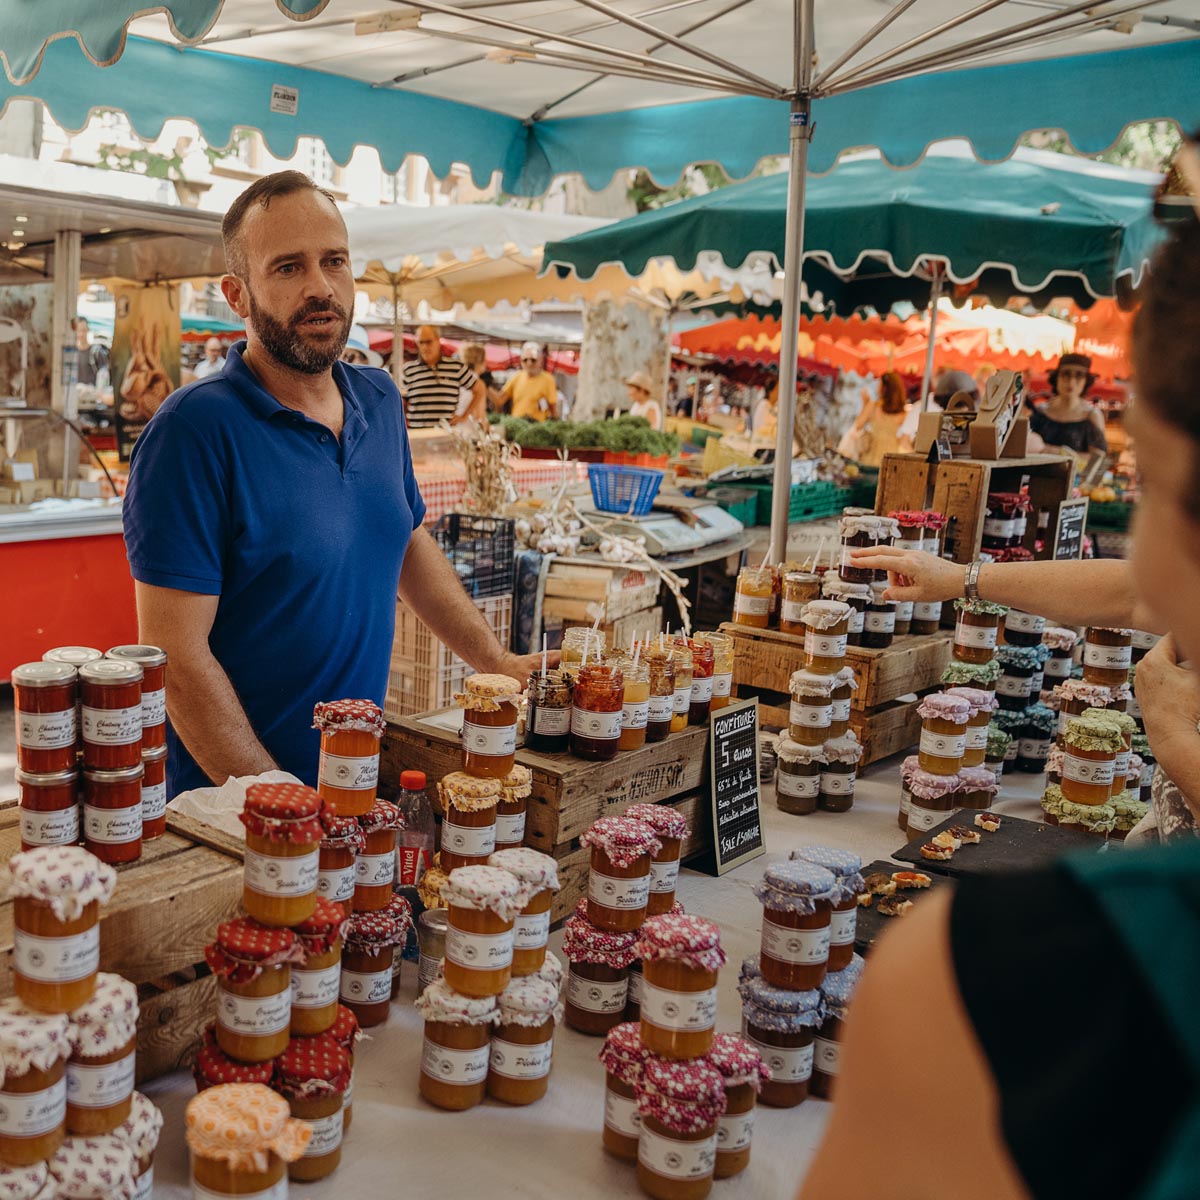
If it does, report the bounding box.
[1136,635,1200,753]
[846,547,964,603]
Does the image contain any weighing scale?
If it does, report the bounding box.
[578,494,745,557]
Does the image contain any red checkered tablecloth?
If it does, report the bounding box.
[416,459,587,524]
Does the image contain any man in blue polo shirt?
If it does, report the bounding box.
[124,171,538,796]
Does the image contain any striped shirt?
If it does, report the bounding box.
[401,357,477,428]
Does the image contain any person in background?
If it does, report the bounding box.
[402,324,484,427]
[192,337,227,379]
[847,370,907,465]
[675,376,697,418]
[751,383,778,439]
[73,316,109,387]
[1029,352,1108,456]
[463,343,503,412]
[625,369,662,430]
[340,325,382,368]
[896,367,977,452]
[500,341,558,422]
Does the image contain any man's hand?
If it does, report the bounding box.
[488,649,563,688]
[847,547,964,603]
[1137,634,1200,754]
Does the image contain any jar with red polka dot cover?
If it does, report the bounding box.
[340,904,410,1027]
[239,782,324,929]
[113,1091,162,1200]
[273,1034,351,1182]
[599,1022,650,1161]
[563,907,639,1037]
[635,1056,727,1200]
[104,646,167,752]
[12,662,78,775]
[65,973,138,1136]
[623,804,691,916]
[353,800,399,913]
[191,1026,275,1092]
[313,699,385,817]
[317,814,365,910]
[78,661,143,772]
[707,1033,770,1179]
[328,1006,362,1132]
[636,914,726,1061]
[581,816,661,932]
[291,897,350,1037]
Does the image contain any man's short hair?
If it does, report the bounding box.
[222,171,338,278]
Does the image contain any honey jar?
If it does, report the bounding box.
[787,670,835,747]
[191,1025,274,1092]
[488,975,562,1105]
[82,765,143,865]
[635,1057,726,1200]
[525,670,574,753]
[139,746,168,842]
[944,687,998,767]
[353,800,399,912]
[239,782,323,928]
[604,654,649,752]
[1053,679,1123,747]
[487,848,560,977]
[624,803,690,916]
[685,640,714,726]
[581,815,661,932]
[113,1092,162,1200]
[186,1083,310,1197]
[7,846,116,1014]
[636,914,725,1061]
[572,664,626,761]
[737,974,820,1108]
[1061,713,1124,805]
[708,1034,769,1179]
[316,814,365,908]
[862,583,897,649]
[953,599,1007,664]
[695,632,734,712]
[457,675,523,779]
[1041,785,1117,836]
[496,764,533,850]
[1084,707,1137,793]
[340,903,410,1027]
[563,909,639,1036]
[65,974,137,1136]
[754,860,836,992]
[774,739,825,816]
[829,667,856,738]
[291,897,349,1037]
[889,510,926,552]
[600,1022,649,1160]
[667,646,693,734]
[780,572,822,635]
[275,1034,351,1182]
[917,693,972,775]
[441,865,524,998]
[437,772,502,871]
[733,566,773,629]
[78,661,143,772]
[644,650,677,743]
[15,769,79,851]
[821,576,871,646]
[811,956,865,1101]
[802,601,851,674]
[789,847,864,972]
[561,626,606,667]
[0,999,71,1165]
[104,646,166,752]
[1082,627,1134,688]
[415,979,498,1111]
[12,662,78,776]
[312,698,386,816]
[45,1133,136,1199]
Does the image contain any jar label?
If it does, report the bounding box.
[532,705,571,736]
[825,697,849,725]
[1141,762,1157,788]
[1083,642,1132,671]
[691,675,714,704]
[649,857,680,895]
[462,719,517,757]
[864,610,895,634]
[954,621,997,649]
[1063,753,1115,786]
[135,1167,153,1200]
[847,608,865,633]
[821,771,856,796]
[571,708,623,740]
[781,598,805,625]
[894,600,914,620]
[913,602,942,621]
[893,535,923,552]
[1004,741,1019,762]
[340,967,393,1005]
[589,870,650,912]
[141,780,167,822]
[489,1036,553,1080]
[1113,749,1131,778]
[66,1050,135,1109]
[445,924,515,971]
[83,803,143,845]
[712,673,733,699]
[20,804,79,847]
[217,986,290,1037]
[392,946,402,980]
[318,864,356,904]
[1014,514,1028,537]
[983,516,1016,539]
[344,1069,354,1109]
[919,729,965,759]
[814,1036,841,1076]
[997,673,1033,698]
[639,1129,717,1180]
[418,953,442,993]
[906,803,943,833]
[567,970,627,1014]
[292,962,341,1009]
[1044,655,1073,678]
[1057,708,1072,737]
[495,810,527,845]
[805,631,847,659]
[442,817,497,857]
[15,926,99,983]
[193,1182,287,1200]
[628,969,643,1008]
[1018,737,1052,760]
[747,1035,813,1083]
[640,980,717,1032]
[990,760,1005,781]
[718,1109,756,1153]
[1005,610,1044,633]
[0,1077,65,1138]
[672,686,692,716]
[829,908,856,947]
[81,704,142,746]
[789,700,831,729]
[141,687,166,728]
[244,847,320,897]
[761,917,829,965]
[302,1109,344,1158]
[965,723,989,750]
[604,1088,641,1137]
[421,1038,489,1085]
[17,708,76,750]
[514,909,550,950]
[355,850,397,888]
[648,695,675,722]
[777,770,820,799]
[319,750,380,792]
[1127,695,1142,720]
[900,785,912,817]
[734,593,770,617]
[621,700,650,730]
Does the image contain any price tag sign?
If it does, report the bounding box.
[1053,498,1089,560]
[708,699,764,875]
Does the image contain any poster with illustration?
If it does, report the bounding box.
[112,284,181,460]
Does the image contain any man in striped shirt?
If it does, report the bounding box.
[401,325,485,428]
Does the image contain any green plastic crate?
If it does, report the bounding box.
[744,480,852,526]
[691,426,723,449]
[1086,501,1134,531]
[706,486,758,526]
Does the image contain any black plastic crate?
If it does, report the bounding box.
[432,513,515,598]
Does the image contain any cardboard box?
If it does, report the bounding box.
[969,371,1029,459]
[2,459,34,482]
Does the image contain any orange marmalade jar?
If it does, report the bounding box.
[495,765,532,851]
[563,907,639,1036]
[275,1034,351,1182]
[340,903,410,1027]
[624,804,691,916]
[186,1083,311,1198]
[487,848,561,977]
[238,782,324,928]
[457,674,523,779]
[65,973,138,1136]
[636,914,726,1061]
[600,1022,650,1160]
[78,661,143,772]
[12,662,78,776]
[353,800,399,912]
[1061,713,1124,805]
[7,846,117,1014]
[707,1033,770,1179]
[581,815,662,932]
[437,773,501,872]
[139,745,168,841]
[441,865,524,998]
[115,1091,163,1200]
[695,632,734,712]
[291,897,349,1037]
[205,919,304,1063]
[415,980,498,1112]
[733,567,773,629]
[801,601,851,675]
[488,975,563,1106]
[0,998,71,1165]
[104,645,167,752]
[16,768,79,851]
[82,765,143,866]
[313,698,385,817]
[635,1057,726,1200]
[316,814,365,909]
[191,1025,274,1092]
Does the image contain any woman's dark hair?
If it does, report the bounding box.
[880,371,907,414]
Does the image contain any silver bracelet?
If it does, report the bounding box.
[964,560,983,602]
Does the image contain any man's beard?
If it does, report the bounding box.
[248,292,350,375]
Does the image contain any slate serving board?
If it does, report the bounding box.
[854,859,955,955]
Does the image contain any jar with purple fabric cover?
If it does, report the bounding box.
[944,687,997,768]
[916,693,972,775]
[904,767,963,837]
[818,734,864,814]
[1052,679,1123,748]
[955,765,999,811]
[1041,626,1079,682]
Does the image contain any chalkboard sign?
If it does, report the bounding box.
[1053,498,1089,560]
[708,698,765,874]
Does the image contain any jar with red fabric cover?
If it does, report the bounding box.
[239,782,324,928]
[291,897,350,1037]
[600,1022,649,1161]
[353,800,399,912]
[79,661,143,772]
[313,699,385,817]
[340,903,411,1027]
[191,1025,275,1091]
[635,1057,726,1200]
[562,907,639,1037]
[274,1034,351,1182]
[317,814,365,909]
[707,1033,770,1179]
[328,1006,362,1132]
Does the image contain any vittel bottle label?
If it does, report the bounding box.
[821,771,855,796]
[568,970,627,1014]
[1063,753,1115,786]
[572,708,623,740]
[84,804,142,845]
[319,751,379,791]
[829,908,856,946]
[781,599,805,625]
[1018,738,1052,760]
[15,927,99,983]
[965,723,989,750]
[805,631,847,659]
[761,917,829,965]
[712,673,733,699]
[671,686,692,716]
[244,847,319,897]
[20,805,79,847]
[649,857,680,895]
[442,818,496,857]
[639,1129,717,1180]
[920,729,966,758]
[292,962,341,1009]
[622,700,650,730]
[789,700,832,729]
[217,987,290,1037]
[1084,642,1132,670]
[302,1110,343,1158]
[445,925,514,971]
[648,695,675,722]
[734,593,770,617]
[748,1035,813,1083]
[590,870,650,911]
[0,1078,66,1138]
[997,673,1033,698]
[355,851,397,887]
[1005,611,1044,633]
[865,609,895,633]
[490,1037,553,1080]
[906,804,942,833]
[532,705,571,736]
[604,1088,641,1137]
[691,674,714,704]
[17,709,76,750]
[1044,655,1072,678]
[81,705,142,746]
[495,810,527,845]
[141,780,167,822]
[913,602,943,620]
[194,1182,286,1200]
[777,770,820,799]
[718,1110,756,1153]
[462,720,516,757]
[318,865,356,904]
[66,1051,136,1109]
[640,981,717,1032]
[955,622,997,649]
[514,909,550,949]
[340,968,392,1005]
[421,1039,489,1086]
[141,688,167,728]
[814,1036,841,1076]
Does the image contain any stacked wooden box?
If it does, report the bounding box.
[541,560,664,650]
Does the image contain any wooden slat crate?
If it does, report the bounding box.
[556,606,664,654]
[542,559,662,625]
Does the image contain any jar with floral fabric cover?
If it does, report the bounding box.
[316,813,365,910]
[495,764,533,851]
[810,954,865,1101]
[312,698,386,816]
[66,973,138,1135]
[1110,789,1149,840]
[340,902,410,1027]
[353,800,399,912]
[944,687,998,767]
[635,1057,727,1200]
[0,999,71,1166]
[754,861,837,991]
[1082,706,1137,793]
[821,576,872,647]
[889,510,926,552]
[488,975,563,1106]
[488,848,561,977]
[329,1005,362,1132]
[186,1082,311,1198]
[940,657,1001,693]
[415,979,499,1111]
[789,847,864,971]
[737,973,821,1109]
[623,804,691,916]
[775,738,825,816]
[191,1025,274,1093]
[984,725,1012,782]
[239,781,323,928]
[904,767,963,838]
[274,1033,351,1181]
[563,910,639,1037]
[953,599,1008,665]
[1052,681,1131,749]
[1040,785,1117,837]
[440,865,524,998]
[955,765,1000,811]
[291,897,350,1037]
[1060,713,1125,806]
[992,709,1026,770]
[581,815,661,933]
[113,1092,162,1200]
[819,733,864,813]
[437,772,502,872]
[1015,702,1057,773]
[707,1033,770,1179]
[45,1133,137,1200]
[456,674,523,779]
[600,1022,649,1160]
[626,898,685,1022]
[1041,626,1079,681]
[917,693,972,775]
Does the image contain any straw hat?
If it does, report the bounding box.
[625,370,654,394]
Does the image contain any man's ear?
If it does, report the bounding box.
[221,274,249,319]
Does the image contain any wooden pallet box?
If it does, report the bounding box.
[542,560,662,626]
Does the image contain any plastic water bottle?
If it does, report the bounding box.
[396,769,435,962]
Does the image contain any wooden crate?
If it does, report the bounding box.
[542,560,662,625]
[556,606,664,654]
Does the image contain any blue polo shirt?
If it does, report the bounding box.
[123,343,425,796]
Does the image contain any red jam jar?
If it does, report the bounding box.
[13,662,79,775]
[317,815,365,909]
[624,803,691,916]
[635,1057,726,1200]
[581,816,662,932]
[353,801,399,913]
[572,665,626,761]
[341,903,411,1027]
[754,860,837,992]
[563,908,639,1037]
[79,661,143,772]
[708,1033,769,1179]
[82,765,144,865]
[313,699,385,818]
[104,646,167,752]
[140,745,168,842]
[16,768,79,851]
[239,783,324,928]
[291,897,348,1038]
[275,1034,351,1183]
[191,1025,275,1092]
[686,639,715,725]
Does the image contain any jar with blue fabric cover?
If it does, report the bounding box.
[736,970,821,1108]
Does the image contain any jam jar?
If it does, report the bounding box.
[954,765,1000,811]
[708,1034,769,1178]
[1131,629,1161,665]
[1060,713,1124,805]
[8,846,116,1015]
[572,664,626,761]
[561,626,606,667]
[316,814,365,908]
[186,1083,310,1197]
[985,726,1012,781]
[737,974,821,1108]
[328,1005,362,1131]
[733,566,773,629]
[488,848,560,977]
[754,860,837,992]
[139,745,168,842]
[1002,609,1046,648]
[0,999,71,1165]
[838,515,892,584]
[892,599,914,636]
[238,782,323,928]
[1087,707,1137,793]
[811,956,865,1101]
[1042,626,1078,681]
[65,973,137,1136]
[821,577,871,646]
[78,661,143,772]
[917,693,972,775]
[563,909,638,1036]
[291,897,349,1037]
[416,979,498,1111]
[196,1035,270,1101]
[275,1033,350,1182]
[944,686,998,767]
[104,646,166,752]
[488,975,562,1106]
[525,670,573,753]
[942,657,1001,693]
[601,1022,649,1161]
[624,803,690,916]
[995,644,1041,711]
[1040,785,1117,837]
[13,662,78,775]
[780,572,822,635]
[1111,789,1149,840]
[774,738,825,816]
[644,650,677,743]
[686,639,715,724]
[829,667,856,738]
[696,631,734,712]
[819,733,863,813]
[313,698,385,817]
[910,600,944,636]
[982,492,1023,552]
[437,772,501,871]
[115,1091,163,1200]
[953,599,1007,665]
[415,906,447,997]
[581,815,661,932]
[16,768,79,851]
[606,654,650,751]
[458,675,523,780]
[341,902,410,1027]
[668,646,693,734]
[862,583,896,649]
[82,765,143,865]
[903,766,963,838]
[635,1057,726,1200]
[788,670,834,747]
[1083,627,1134,688]
[790,846,864,972]
[353,800,399,912]
[802,601,850,674]
[1015,702,1057,773]
[889,510,926,553]
[441,865,522,999]
[206,918,304,1063]
[1054,680,1120,747]
[496,764,532,850]
[636,914,725,1060]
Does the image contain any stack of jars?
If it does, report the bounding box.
[1041,626,1079,684]
[1040,709,1131,839]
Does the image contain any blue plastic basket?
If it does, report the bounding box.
[587,464,664,516]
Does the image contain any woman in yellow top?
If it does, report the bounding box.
[848,371,908,466]
[501,341,558,422]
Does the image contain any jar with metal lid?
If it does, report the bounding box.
[819,734,864,814]
[606,654,650,751]
[774,739,824,815]
[104,646,166,752]
[635,1057,726,1200]
[274,1033,350,1182]
[944,687,997,767]
[0,998,70,1164]
[600,1022,649,1160]
[562,626,606,667]
[488,975,562,1106]
[316,814,364,908]
[821,577,871,646]
[737,973,821,1108]
[494,764,532,850]
[340,903,410,1027]
[695,632,734,712]
[780,572,820,635]
[686,639,715,725]
[644,650,677,743]
[417,907,448,996]
[562,909,638,1036]
[909,599,944,635]
[636,914,725,1060]
[668,645,693,734]
[802,601,850,674]
[953,599,1007,664]
[525,669,573,753]
[78,661,142,772]
[115,1092,162,1200]
[442,865,523,998]
[82,765,143,865]
[488,848,560,977]
[1082,627,1133,688]
[789,847,864,972]
[416,979,498,1111]
[787,670,834,747]
[572,664,625,760]
[65,973,137,1136]
[862,582,896,649]
[581,815,661,932]
[352,800,398,912]
[291,897,349,1037]
[811,956,865,1101]
[13,662,78,776]
[1060,713,1124,805]
[138,745,168,841]
[312,698,385,816]
[917,693,972,775]
[238,781,323,928]
[829,667,856,738]
[16,768,79,851]
[754,860,837,991]
[733,566,773,629]
[624,804,690,916]
[437,772,501,871]
[457,675,523,779]
[708,1034,769,1178]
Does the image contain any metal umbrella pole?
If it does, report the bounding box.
[391,275,404,387]
[918,262,945,411]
